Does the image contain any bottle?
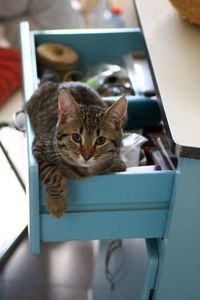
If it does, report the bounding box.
[103,5,126,28]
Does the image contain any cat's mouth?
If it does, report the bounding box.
[76,156,97,168]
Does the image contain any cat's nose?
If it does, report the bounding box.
[82,146,94,161]
[82,153,92,161]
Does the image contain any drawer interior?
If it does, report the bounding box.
[29,28,176,208]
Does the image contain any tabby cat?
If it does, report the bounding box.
[26,81,127,217]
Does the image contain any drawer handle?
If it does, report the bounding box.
[13,110,26,133]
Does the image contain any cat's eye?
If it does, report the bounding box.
[72,133,82,143]
[96,136,106,145]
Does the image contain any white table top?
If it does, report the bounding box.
[135,0,200,153]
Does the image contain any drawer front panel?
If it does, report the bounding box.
[41,209,169,241]
[40,171,175,212]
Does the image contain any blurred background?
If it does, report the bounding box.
[0,0,138,119]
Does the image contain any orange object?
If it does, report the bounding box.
[111,5,123,15]
[0,48,22,105]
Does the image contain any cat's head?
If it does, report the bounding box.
[55,89,127,168]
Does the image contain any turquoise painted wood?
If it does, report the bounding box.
[142,239,159,300]
[20,22,176,255]
[41,210,168,242]
[154,158,200,300]
[39,172,174,244]
[39,171,175,242]
[40,171,175,211]
[33,28,146,67]
[20,22,40,254]
[28,166,40,254]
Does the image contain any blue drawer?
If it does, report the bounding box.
[20,22,175,254]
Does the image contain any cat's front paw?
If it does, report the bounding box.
[109,160,127,173]
[47,199,66,218]
[116,160,127,172]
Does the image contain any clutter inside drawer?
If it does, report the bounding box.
[35,42,177,173]
[36,42,154,98]
[120,124,177,173]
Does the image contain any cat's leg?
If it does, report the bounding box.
[39,161,67,217]
[99,158,126,175]
[108,158,127,173]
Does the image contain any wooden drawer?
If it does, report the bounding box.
[20,22,175,254]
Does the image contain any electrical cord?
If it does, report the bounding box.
[0,121,11,129]
[105,239,125,290]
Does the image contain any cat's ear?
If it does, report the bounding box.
[58,89,79,120]
[105,96,128,124]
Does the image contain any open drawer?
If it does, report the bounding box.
[20,22,175,254]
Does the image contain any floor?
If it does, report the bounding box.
[0,1,137,299]
[0,237,97,300]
